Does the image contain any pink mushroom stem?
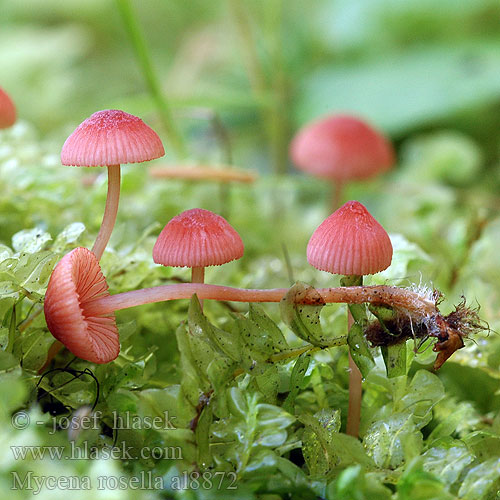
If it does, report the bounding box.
[191,267,205,284]
[62,110,165,262]
[191,267,205,309]
[84,283,437,317]
[92,165,121,261]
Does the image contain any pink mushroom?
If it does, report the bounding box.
[61,110,165,260]
[0,87,16,129]
[153,208,244,285]
[153,208,244,308]
[307,200,393,438]
[290,114,394,209]
[44,247,119,364]
[307,200,393,276]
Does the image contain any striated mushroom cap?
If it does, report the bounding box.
[290,114,394,181]
[61,109,165,167]
[0,87,16,129]
[44,247,119,363]
[153,208,244,268]
[307,200,393,276]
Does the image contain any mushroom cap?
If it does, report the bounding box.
[44,247,119,364]
[153,208,244,268]
[61,109,165,167]
[290,114,394,181]
[0,87,16,129]
[307,200,393,275]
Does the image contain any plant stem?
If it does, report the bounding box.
[448,211,488,290]
[269,344,316,362]
[6,302,16,353]
[176,107,234,217]
[92,165,121,261]
[263,0,289,175]
[115,0,187,158]
[234,343,332,379]
[228,0,286,175]
[228,0,267,105]
[84,283,437,317]
[18,305,43,333]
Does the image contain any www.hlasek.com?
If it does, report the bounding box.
[11,440,182,461]
[11,471,238,494]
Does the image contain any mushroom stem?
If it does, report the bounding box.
[92,164,121,261]
[347,350,362,437]
[191,267,205,309]
[191,267,205,284]
[84,283,437,318]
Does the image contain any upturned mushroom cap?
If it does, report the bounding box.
[290,114,394,181]
[153,208,244,268]
[0,87,16,129]
[44,247,119,364]
[61,109,165,167]
[307,201,392,276]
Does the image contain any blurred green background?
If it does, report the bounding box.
[3,0,500,173]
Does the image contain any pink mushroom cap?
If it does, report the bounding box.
[61,109,165,167]
[44,247,120,364]
[290,114,394,181]
[153,208,244,268]
[307,200,393,276]
[0,87,16,129]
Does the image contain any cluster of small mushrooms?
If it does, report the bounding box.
[40,108,470,371]
[0,85,479,437]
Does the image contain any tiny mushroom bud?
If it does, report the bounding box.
[290,114,394,209]
[153,208,244,307]
[61,110,165,260]
[0,87,16,129]
[44,247,119,364]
